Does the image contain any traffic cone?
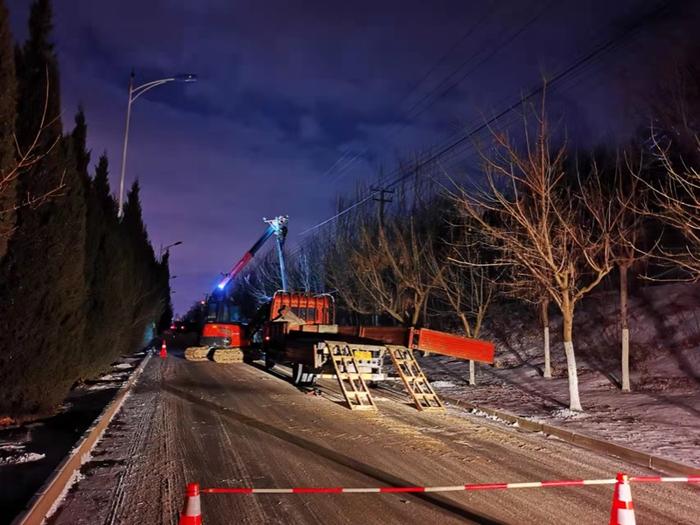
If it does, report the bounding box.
[179,483,202,525]
[160,340,167,359]
[609,472,636,525]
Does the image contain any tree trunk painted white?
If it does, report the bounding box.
[543,326,551,379]
[541,300,551,379]
[562,302,582,411]
[469,360,476,385]
[563,341,582,411]
[621,328,630,392]
[620,264,631,392]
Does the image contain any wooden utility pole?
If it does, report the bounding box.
[371,186,394,225]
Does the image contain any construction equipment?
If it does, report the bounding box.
[184,216,288,362]
[255,290,495,411]
[184,216,495,413]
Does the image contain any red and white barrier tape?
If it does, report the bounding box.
[200,476,699,495]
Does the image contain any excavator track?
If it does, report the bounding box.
[184,346,210,362]
[211,347,245,363]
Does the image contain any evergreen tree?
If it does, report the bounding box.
[157,251,174,333]
[0,0,87,415]
[0,0,16,258]
[81,154,122,376]
[92,153,112,204]
[71,107,90,179]
[15,0,61,150]
[125,181,163,342]
[0,0,170,418]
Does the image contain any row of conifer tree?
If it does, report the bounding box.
[0,0,171,417]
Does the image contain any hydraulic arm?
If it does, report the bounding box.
[216,215,288,292]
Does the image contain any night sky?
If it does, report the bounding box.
[5,0,693,314]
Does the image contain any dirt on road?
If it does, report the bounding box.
[47,350,699,525]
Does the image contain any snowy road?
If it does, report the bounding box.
[48,350,699,524]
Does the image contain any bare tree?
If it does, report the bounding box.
[639,135,700,280]
[452,100,617,411]
[539,295,552,378]
[287,237,326,293]
[609,156,649,392]
[325,205,378,321]
[348,213,432,325]
[499,265,553,379]
[328,177,438,327]
[427,214,496,384]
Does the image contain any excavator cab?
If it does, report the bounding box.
[200,295,248,348]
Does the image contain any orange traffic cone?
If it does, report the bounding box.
[160,340,167,359]
[609,472,636,525]
[179,483,202,525]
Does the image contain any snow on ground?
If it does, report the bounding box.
[420,282,700,468]
[0,351,147,521]
[95,373,129,382]
[430,380,458,389]
[0,443,45,465]
[464,408,518,426]
[87,382,123,391]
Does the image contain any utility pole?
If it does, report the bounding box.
[370,186,393,328]
[371,186,394,226]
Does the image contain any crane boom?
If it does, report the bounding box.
[216,215,288,292]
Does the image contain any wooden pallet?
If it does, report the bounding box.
[325,340,377,411]
[386,345,444,411]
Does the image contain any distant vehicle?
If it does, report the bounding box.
[170,321,199,334]
[170,321,189,333]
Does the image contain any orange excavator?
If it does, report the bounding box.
[184,216,288,362]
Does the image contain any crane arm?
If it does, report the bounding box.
[216,216,288,292]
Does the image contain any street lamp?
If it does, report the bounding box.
[160,240,183,258]
[117,72,198,218]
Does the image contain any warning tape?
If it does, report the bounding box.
[200,476,699,495]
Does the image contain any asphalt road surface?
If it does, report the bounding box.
[48,349,699,524]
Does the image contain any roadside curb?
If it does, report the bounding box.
[439,393,700,477]
[11,352,152,525]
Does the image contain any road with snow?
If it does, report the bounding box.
[48,349,699,524]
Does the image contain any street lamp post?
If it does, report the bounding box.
[160,240,183,258]
[117,71,197,218]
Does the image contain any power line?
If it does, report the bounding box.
[373,0,673,190]
[402,0,555,126]
[322,1,499,185]
[327,0,555,187]
[300,0,673,237]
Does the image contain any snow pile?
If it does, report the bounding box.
[0,443,45,465]
[467,408,514,426]
[97,373,129,382]
[112,363,134,370]
[88,382,122,391]
[549,408,589,420]
[430,380,457,389]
